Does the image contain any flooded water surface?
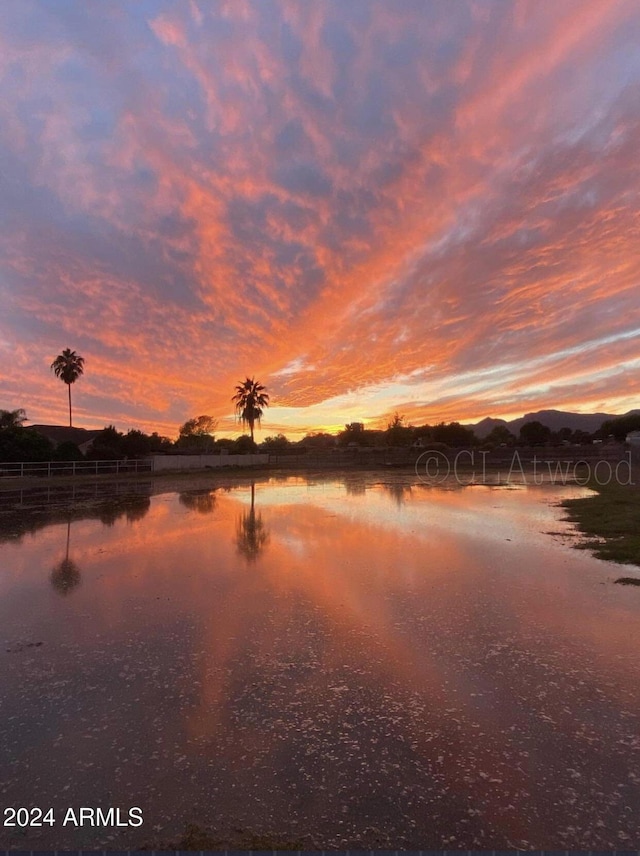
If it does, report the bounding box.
[1,475,640,849]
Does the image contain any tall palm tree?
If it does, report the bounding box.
[231,376,269,444]
[51,348,85,427]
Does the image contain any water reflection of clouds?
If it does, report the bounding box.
[221,478,592,547]
[2,478,640,848]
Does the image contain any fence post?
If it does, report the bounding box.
[116,460,120,475]
[48,461,51,477]
[72,461,76,476]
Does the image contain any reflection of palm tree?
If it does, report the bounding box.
[236,482,269,562]
[179,490,217,514]
[50,519,81,595]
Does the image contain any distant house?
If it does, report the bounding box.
[28,425,101,455]
[626,431,640,446]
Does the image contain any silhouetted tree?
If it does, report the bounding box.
[485,425,516,447]
[260,434,292,453]
[51,348,84,427]
[385,412,413,447]
[298,432,337,450]
[338,422,366,446]
[232,378,269,444]
[519,421,552,446]
[234,434,257,454]
[175,415,218,453]
[601,414,640,442]
[216,438,237,453]
[179,415,218,437]
[148,432,173,453]
[0,408,27,430]
[0,414,54,462]
[86,425,124,459]
[548,427,576,446]
[121,429,155,458]
[432,421,477,447]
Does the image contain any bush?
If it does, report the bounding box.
[234,435,257,454]
[0,427,54,462]
[519,421,552,447]
[431,422,477,447]
[54,441,84,461]
[174,433,217,454]
[86,426,124,460]
[261,434,292,453]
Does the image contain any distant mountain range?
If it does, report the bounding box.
[469,409,640,438]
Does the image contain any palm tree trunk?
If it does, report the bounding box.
[67,383,72,427]
[249,419,254,443]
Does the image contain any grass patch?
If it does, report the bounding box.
[562,480,640,566]
[614,577,640,586]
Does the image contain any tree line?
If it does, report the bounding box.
[2,346,639,463]
[1,409,638,464]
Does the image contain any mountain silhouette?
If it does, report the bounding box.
[470,409,640,438]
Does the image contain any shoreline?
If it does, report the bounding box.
[562,479,640,567]
[2,463,638,568]
[0,461,603,500]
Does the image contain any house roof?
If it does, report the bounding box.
[28,424,102,447]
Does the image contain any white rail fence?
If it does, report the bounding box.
[0,459,153,478]
[0,454,270,479]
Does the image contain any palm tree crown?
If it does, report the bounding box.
[231,377,269,443]
[51,348,85,427]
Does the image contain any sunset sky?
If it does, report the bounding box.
[1,1,639,439]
